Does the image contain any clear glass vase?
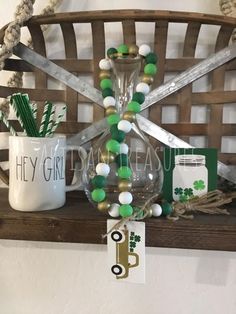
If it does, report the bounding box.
[83,56,163,210]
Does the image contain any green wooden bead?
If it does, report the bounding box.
[119,204,133,217]
[91,188,106,202]
[107,114,120,125]
[107,47,117,59]
[110,124,119,133]
[144,63,157,76]
[111,129,125,143]
[106,139,120,153]
[91,175,106,188]
[117,44,129,54]
[110,124,125,142]
[100,78,112,90]
[117,166,132,179]
[127,101,141,113]
[161,201,173,216]
[116,153,129,167]
[145,52,157,64]
[102,88,113,98]
[132,92,145,104]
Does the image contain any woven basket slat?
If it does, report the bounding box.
[60,22,78,123]
[149,20,168,148]
[91,21,105,122]
[27,24,48,122]
[122,20,136,45]
[208,25,235,149]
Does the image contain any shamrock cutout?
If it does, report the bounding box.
[184,188,193,196]
[193,180,205,191]
[134,235,141,242]
[179,194,188,203]
[174,187,183,195]
[130,232,135,236]
[130,241,136,249]
[130,236,134,241]
[130,248,134,253]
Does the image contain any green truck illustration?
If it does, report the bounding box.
[110,229,139,279]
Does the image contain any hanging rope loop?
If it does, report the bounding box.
[0,0,62,116]
[15,1,34,24]
[0,0,35,72]
[220,0,236,16]
[219,0,236,42]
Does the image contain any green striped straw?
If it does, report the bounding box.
[30,103,37,121]
[39,102,53,137]
[0,110,17,136]
[13,94,31,136]
[10,95,24,131]
[19,94,39,137]
[48,105,67,137]
[22,94,39,137]
[11,93,39,137]
[45,105,56,137]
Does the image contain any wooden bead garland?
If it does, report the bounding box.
[91,43,161,218]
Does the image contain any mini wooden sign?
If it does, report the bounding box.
[107,220,145,284]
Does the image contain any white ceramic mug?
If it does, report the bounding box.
[9,135,87,212]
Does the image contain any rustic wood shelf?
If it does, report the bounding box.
[0,11,236,252]
[0,188,236,251]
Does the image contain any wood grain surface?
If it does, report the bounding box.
[0,188,236,251]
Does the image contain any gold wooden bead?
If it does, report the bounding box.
[105,106,117,116]
[116,52,124,58]
[118,180,132,192]
[100,151,116,163]
[129,44,139,56]
[98,200,111,213]
[99,70,111,80]
[141,74,154,85]
[147,208,153,218]
[123,111,136,122]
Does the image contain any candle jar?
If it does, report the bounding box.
[172,155,208,202]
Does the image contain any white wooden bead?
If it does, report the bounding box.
[99,58,111,70]
[150,203,162,217]
[139,44,151,57]
[108,203,120,217]
[118,120,132,133]
[119,192,133,204]
[136,82,150,95]
[96,163,110,177]
[103,96,116,108]
[119,143,129,154]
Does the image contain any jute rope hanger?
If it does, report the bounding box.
[220,0,236,16]
[0,0,62,116]
[220,0,236,41]
[103,190,236,237]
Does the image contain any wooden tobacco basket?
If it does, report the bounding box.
[0,10,236,250]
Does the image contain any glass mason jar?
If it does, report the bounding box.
[83,55,163,210]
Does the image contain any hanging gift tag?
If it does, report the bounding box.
[107,219,145,284]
